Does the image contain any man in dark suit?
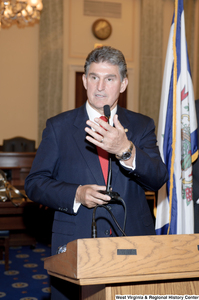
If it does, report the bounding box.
[25,46,168,300]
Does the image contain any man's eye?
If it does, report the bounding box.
[107,78,113,81]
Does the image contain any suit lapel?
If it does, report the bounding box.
[73,105,105,185]
[116,106,132,136]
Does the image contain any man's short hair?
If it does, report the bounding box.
[84,46,127,81]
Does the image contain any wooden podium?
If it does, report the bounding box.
[44,234,199,299]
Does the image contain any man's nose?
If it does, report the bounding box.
[97,79,105,91]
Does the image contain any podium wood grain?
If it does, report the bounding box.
[45,234,199,283]
[44,235,199,299]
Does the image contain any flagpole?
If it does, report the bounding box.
[167,0,179,234]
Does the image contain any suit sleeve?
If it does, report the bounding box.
[24,119,78,215]
[125,117,168,191]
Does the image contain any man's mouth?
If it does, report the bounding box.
[95,94,106,98]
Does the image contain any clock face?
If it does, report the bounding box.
[92,19,112,40]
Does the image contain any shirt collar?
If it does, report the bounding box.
[86,101,117,126]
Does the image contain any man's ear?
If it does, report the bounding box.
[82,74,87,90]
[120,77,128,93]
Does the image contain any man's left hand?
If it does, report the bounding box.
[85,114,135,165]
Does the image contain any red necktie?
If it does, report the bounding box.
[97,116,109,184]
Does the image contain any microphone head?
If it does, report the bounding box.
[104,105,110,119]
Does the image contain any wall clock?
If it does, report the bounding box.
[92,19,112,40]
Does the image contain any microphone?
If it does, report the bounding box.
[91,105,126,238]
[103,105,112,193]
[100,105,120,200]
[101,105,127,230]
[104,104,111,120]
[92,105,127,238]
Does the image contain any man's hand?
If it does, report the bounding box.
[75,185,111,208]
[85,114,135,166]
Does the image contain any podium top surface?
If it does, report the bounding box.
[44,234,199,285]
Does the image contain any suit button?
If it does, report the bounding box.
[134,173,140,177]
[58,207,68,212]
[105,230,109,235]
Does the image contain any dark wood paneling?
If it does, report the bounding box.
[0,152,36,189]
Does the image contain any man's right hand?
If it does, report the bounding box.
[75,185,111,208]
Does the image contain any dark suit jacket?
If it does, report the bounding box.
[25,104,168,255]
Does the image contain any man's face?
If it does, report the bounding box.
[82,62,128,115]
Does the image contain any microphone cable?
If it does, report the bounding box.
[91,196,127,238]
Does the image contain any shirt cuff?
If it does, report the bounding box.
[73,199,81,213]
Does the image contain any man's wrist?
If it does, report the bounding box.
[115,141,134,161]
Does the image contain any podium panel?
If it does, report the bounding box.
[80,279,199,300]
[44,234,199,300]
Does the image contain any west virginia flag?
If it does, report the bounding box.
[155,0,198,234]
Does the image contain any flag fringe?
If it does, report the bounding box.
[192,150,198,163]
